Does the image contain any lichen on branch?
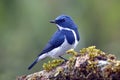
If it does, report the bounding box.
[17,46,120,80]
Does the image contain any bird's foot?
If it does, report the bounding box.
[59,56,68,62]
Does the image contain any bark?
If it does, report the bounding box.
[17,46,120,80]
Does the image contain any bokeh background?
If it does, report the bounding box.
[0,0,120,80]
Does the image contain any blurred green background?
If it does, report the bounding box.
[0,0,120,80]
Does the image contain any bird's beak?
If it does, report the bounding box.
[50,20,56,23]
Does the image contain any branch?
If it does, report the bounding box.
[17,46,120,80]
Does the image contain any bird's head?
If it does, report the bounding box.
[50,15,77,30]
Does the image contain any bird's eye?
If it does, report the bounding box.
[59,19,65,22]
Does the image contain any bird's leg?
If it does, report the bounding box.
[59,56,68,62]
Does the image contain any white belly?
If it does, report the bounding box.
[47,38,78,58]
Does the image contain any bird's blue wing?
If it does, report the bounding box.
[38,30,64,56]
[62,30,75,45]
[28,31,64,70]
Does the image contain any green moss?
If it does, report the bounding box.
[43,59,64,72]
[50,46,120,80]
[18,46,120,80]
[66,49,78,56]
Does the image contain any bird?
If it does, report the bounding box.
[28,15,80,70]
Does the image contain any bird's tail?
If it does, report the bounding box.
[28,58,38,70]
[28,53,48,70]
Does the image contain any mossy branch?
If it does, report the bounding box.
[17,46,120,80]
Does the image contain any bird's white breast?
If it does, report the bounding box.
[47,25,79,58]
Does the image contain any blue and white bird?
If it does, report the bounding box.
[28,15,80,70]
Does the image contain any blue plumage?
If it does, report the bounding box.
[39,30,65,56]
[62,30,75,44]
[28,15,80,70]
